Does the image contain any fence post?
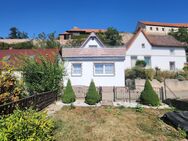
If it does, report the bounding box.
[113,86,116,102]
[160,87,164,101]
[34,93,37,109]
[164,79,167,99]
[128,88,131,103]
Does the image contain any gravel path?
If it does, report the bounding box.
[44,100,171,116]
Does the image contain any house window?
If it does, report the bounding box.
[162,28,165,31]
[169,62,175,71]
[141,43,145,48]
[131,56,137,67]
[144,56,151,67]
[94,63,114,76]
[156,27,159,31]
[72,63,82,76]
[150,27,152,30]
[170,49,175,55]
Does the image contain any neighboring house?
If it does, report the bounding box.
[59,27,106,45]
[0,39,30,44]
[136,21,188,34]
[61,32,126,86]
[125,29,187,70]
[0,48,60,78]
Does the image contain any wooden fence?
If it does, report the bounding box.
[0,91,56,115]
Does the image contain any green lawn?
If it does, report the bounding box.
[52,106,185,141]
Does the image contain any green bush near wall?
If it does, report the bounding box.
[140,79,160,106]
[85,80,100,105]
[62,79,76,103]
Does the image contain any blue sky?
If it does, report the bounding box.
[0,0,188,37]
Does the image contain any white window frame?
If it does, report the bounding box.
[71,63,82,76]
[93,63,115,76]
[131,56,137,67]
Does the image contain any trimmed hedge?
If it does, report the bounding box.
[85,80,100,105]
[62,79,76,103]
[140,79,160,106]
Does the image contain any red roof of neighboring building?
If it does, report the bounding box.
[66,27,106,33]
[0,48,60,69]
[139,21,188,28]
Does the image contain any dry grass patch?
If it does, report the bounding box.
[52,106,185,141]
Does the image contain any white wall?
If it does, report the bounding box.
[83,38,103,48]
[126,32,186,70]
[145,25,179,34]
[64,60,125,86]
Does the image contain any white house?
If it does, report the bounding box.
[61,29,187,87]
[136,21,188,35]
[125,29,187,70]
[61,33,126,86]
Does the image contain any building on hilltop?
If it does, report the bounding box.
[136,21,188,35]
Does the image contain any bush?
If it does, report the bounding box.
[85,80,100,105]
[0,64,26,105]
[145,69,155,80]
[62,79,76,103]
[0,109,55,141]
[135,60,146,67]
[183,65,188,72]
[21,55,65,95]
[125,67,155,80]
[140,79,160,106]
[176,75,186,81]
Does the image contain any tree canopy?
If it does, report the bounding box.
[98,27,123,46]
[8,27,29,39]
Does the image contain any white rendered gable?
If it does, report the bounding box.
[126,32,152,56]
[81,32,105,48]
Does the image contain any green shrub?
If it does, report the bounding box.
[85,80,100,105]
[135,60,146,67]
[62,79,76,103]
[145,69,155,80]
[21,55,65,95]
[0,109,54,141]
[176,75,186,81]
[125,67,155,80]
[10,41,34,49]
[140,79,160,106]
[157,71,176,79]
[183,65,188,72]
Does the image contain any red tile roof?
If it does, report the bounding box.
[144,32,187,47]
[62,48,126,58]
[66,27,106,33]
[0,48,60,69]
[139,21,188,28]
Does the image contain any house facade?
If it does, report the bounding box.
[136,21,188,35]
[61,30,187,87]
[125,30,187,70]
[61,33,126,86]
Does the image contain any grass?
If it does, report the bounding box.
[52,107,185,141]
